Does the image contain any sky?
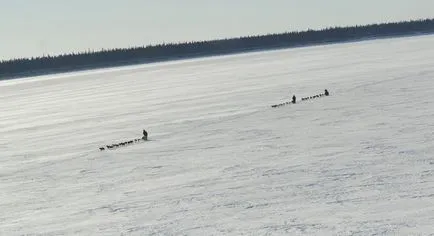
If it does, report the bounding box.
[0,0,433,60]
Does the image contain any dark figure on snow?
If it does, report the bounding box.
[142,129,148,140]
[292,95,296,104]
[324,89,329,96]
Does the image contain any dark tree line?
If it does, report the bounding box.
[1,18,434,79]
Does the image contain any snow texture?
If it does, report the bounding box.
[1,35,434,235]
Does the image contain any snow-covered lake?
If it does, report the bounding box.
[1,35,434,235]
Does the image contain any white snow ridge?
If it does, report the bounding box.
[1,35,434,235]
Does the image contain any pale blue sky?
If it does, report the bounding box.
[1,0,433,60]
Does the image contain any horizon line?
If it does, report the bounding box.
[2,17,433,62]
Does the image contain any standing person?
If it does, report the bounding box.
[142,129,148,140]
[292,95,296,104]
[324,89,329,96]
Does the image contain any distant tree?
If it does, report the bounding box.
[1,18,434,80]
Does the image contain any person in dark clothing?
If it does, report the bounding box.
[324,89,329,96]
[142,129,148,140]
[292,95,296,104]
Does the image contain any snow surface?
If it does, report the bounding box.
[1,35,434,235]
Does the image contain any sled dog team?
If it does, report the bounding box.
[272,89,329,108]
[101,90,330,150]
[300,89,329,101]
[99,129,148,151]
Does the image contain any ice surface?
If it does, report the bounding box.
[1,35,434,235]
